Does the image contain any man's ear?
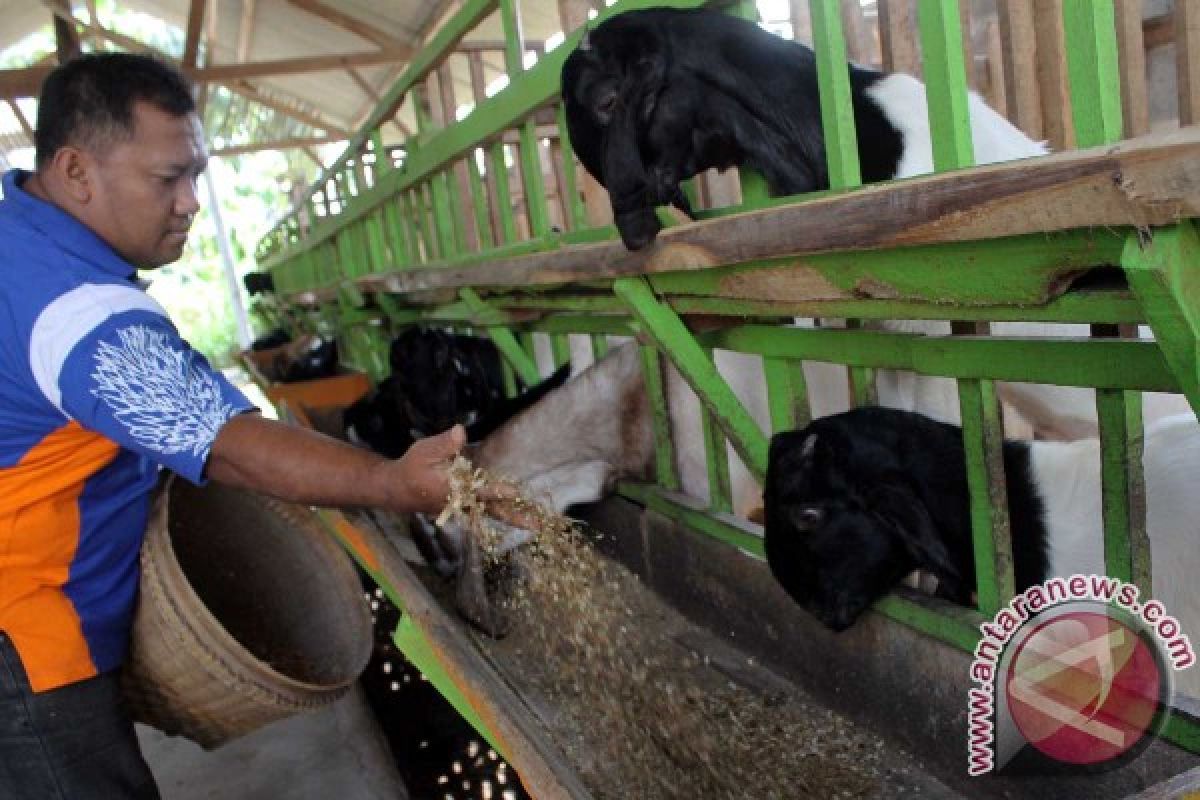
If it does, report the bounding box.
[50,146,94,204]
[870,481,960,582]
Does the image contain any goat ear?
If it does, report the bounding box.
[870,482,960,582]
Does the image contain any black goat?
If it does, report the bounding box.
[562,7,1040,250]
[763,407,1047,631]
[763,406,1200,649]
[243,271,275,295]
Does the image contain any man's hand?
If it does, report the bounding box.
[389,424,467,515]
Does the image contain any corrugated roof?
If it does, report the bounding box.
[0,0,572,168]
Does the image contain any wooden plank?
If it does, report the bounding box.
[997,0,1043,139]
[182,0,205,67]
[285,0,413,51]
[840,0,876,67]
[1033,0,1075,150]
[436,63,481,252]
[211,135,342,157]
[1178,0,1200,126]
[6,99,33,140]
[236,0,257,62]
[318,510,592,800]
[984,18,1006,116]
[1115,0,1150,138]
[355,127,1200,294]
[879,0,919,76]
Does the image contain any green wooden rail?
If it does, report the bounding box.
[253,0,1200,757]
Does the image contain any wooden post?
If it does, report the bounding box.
[1034,0,1076,150]
[435,62,481,252]
[1178,0,1200,126]
[984,18,1007,117]
[1115,0,1149,138]
[557,0,613,227]
[998,0,1043,139]
[879,0,921,77]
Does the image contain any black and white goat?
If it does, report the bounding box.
[562,7,1045,250]
[562,8,1192,439]
[763,406,1200,696]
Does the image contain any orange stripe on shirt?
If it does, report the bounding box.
[0,421,120,691]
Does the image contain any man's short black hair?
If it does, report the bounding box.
[34,52,196,168]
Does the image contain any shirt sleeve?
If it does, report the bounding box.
[30,283,256,484]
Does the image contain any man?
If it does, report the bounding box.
[0,53,476,798]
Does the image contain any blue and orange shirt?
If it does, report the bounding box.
[0,169,254,692]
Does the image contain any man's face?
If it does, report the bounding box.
[87,102,207,269]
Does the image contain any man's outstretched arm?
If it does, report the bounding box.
[206,412,464,515]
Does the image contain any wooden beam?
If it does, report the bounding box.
[284,0,413,51]
[1115,0,1149,138]
[346,68,381,102]
[453,39,546,53]
[212,134,342,157]
[353,128,1200,296]
[879,0,919,77]
[195,50,414,82]
[1144,12,1175,51]
[997,0,1041,139]
[236,0,257,62]
[0,47,415,100]
[7,99,34,140]
[1033,0,1074,150]
[182,0,206,68]
[301,146,325,169]
[1178,0,1200,126]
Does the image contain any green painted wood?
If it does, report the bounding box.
[638,347,681,491]
[381,199,409,268]
[459,288,541,385]
[527,315,632,336]
[592,333,610,361]
[550,333,571,369]
[518,120,553,238]
[488,288,1143,324]
[917,0,974,171]
[700,347,734,514]
[809,0,863,188]
[556,105,587,231]
[957,377,1014,617]
[618,482,757,554]
[1123,223,1200,418]
[441,164,471,254]
[430,170,460,257]
[411,186,438,262]
[257,0,710,263]
[489,141,519,245]
[615,276,769,482]
[1095,386,1149,590]
[844,319,877,407]
[1062,0,1123,148]
[646,228,1128,308]
[701,325,1180,392]
[393,615,501,753]
[466,149,495,249]
[501,357,518,398]
[763,356,811,433]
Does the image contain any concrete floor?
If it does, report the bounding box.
[137,685,408,800]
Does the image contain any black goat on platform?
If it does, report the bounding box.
[561,7,1042,249]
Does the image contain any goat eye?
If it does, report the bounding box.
[791,506,824,531]
[593,91,617,122]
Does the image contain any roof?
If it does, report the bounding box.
[0,0,574,170]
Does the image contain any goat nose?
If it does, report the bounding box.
[615,208,662,250]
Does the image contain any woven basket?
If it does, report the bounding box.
[122,476,373,749]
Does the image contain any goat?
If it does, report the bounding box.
[562,7,1044,250]
[243,271,276,295]
[762,406,1200,697]
[559,8,1200,439]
